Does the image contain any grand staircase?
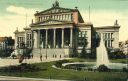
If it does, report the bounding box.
[32,48,70,58]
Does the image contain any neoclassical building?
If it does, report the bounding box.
[14,1,120,57]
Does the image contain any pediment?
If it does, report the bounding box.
[43,8,71,14]
[36,7,76,15]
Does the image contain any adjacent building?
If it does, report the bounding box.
[0,37,14,50]
[14,1,120,58]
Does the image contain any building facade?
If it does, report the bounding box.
[0,37,14,50]
[14,1,120,58]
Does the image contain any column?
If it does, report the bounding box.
[111,33,113,47]
[33,31,38,48]
[61,28,64,48]
[45,29,48,48]
[53,29,56,48]
[37,30,40,48]
[70,28,73,47]
[31,31,33,48]
[109,33,111,47]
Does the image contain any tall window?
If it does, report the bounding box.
[108,40,110,47]
[78,31,87,47]
[105,33,107,39]
[108,33,110,39]
[111,33,113,39]
[105,40,107,47]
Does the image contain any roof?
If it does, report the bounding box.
[35,7,78,16]
[94,25,120,29]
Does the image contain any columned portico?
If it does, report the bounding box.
[33,27,73,49]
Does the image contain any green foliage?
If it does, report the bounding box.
[0,58,127,81]
[97,64,110,72]
[0,60,127,81]
[54,59,70,68]
[0,63,42,73]
[122,67,128,72]
[23,48,32,58]
[93,32,100,47]
[108,50,126,59]
[79,38,88,58]
[69,47,78,57]
[0,49,14,57]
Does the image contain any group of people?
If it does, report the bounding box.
[39,54,62,61]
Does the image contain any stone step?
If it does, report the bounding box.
[32,49,70,58]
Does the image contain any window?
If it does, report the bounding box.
[27,34,29,40]
[79,31,86,38]
[105,33,107,39]
[111,40,112,47]
[108,40,110,47]
[105,40,107,47]
[111,33,113,39]
[108,33,110,39]
[39,17,41,22]
[30,34,32,39]
[78,31,87,47]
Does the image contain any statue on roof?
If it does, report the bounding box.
[114,20,119,26]
[52,0,59,8]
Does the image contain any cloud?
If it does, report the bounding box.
[6,5,37,15]
[0,15,29,38]
[0,5,38,38]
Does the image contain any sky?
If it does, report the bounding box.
[0,0,128,41]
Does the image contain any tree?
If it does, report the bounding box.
[79,37,88,58]
[97,64,110,72]
[108,49,126,59]
[70,47,78,57]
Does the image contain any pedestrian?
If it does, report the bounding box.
[40,55,42,61]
